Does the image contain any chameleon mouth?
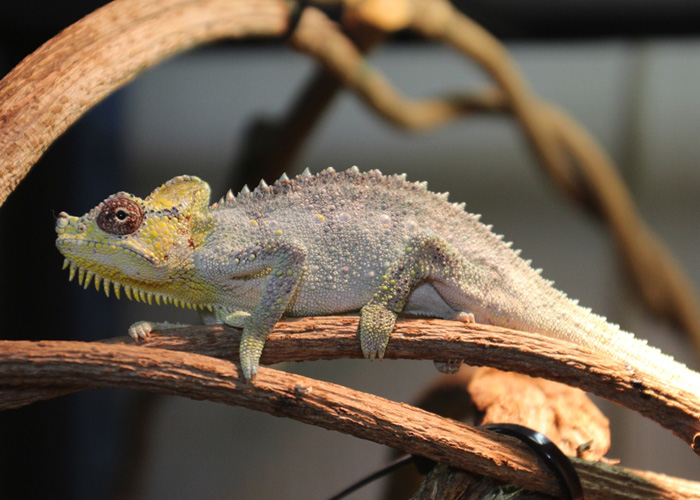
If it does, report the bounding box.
[56,235,157,264]
[61,258,213,311]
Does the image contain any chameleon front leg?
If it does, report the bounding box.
[220,241,306,380]
[359,233,486,369]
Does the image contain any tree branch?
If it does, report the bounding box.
[3,317,700,453]
[0,0,293,206]
[0,329,698,499]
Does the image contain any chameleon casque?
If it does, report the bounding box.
[55,167,700,392]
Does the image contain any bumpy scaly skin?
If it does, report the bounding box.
[56,167,700,392]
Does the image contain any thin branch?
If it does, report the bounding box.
[288,6,508,130]
[0,334,698,499]
[3,317,700,453]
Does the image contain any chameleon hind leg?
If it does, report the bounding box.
[359,232,487,371]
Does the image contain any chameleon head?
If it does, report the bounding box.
[55,175,213,301]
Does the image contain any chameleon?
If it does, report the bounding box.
[55,166,700,392]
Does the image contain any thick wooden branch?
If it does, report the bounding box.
[0,332,698,499]
[3,317,700,453]
[0,0,292,206]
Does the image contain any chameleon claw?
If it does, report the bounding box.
[128,321,155,341]
[128,320,188,342]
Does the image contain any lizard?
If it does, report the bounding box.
[55,166,700,394]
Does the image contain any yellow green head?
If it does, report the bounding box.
[55,176,213,303]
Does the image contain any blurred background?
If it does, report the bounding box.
[1,1,700,498]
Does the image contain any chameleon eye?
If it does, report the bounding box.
[96,198,144,235]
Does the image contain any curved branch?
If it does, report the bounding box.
[0,0,292,207]
[288,7,508,129]
[0,333,698,499]
[4,317,700,453]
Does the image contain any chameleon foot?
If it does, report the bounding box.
[452,311,475,323]
[223,310,251,329]
[433,359,463,374]
[128,321,187,341]
[358,303,397,360]
[239,328,268,381]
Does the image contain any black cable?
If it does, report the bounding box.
[480,423,584,500]
[326,454,414,500]
[325,423,584,500]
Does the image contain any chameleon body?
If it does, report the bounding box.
[56,167,700,390]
